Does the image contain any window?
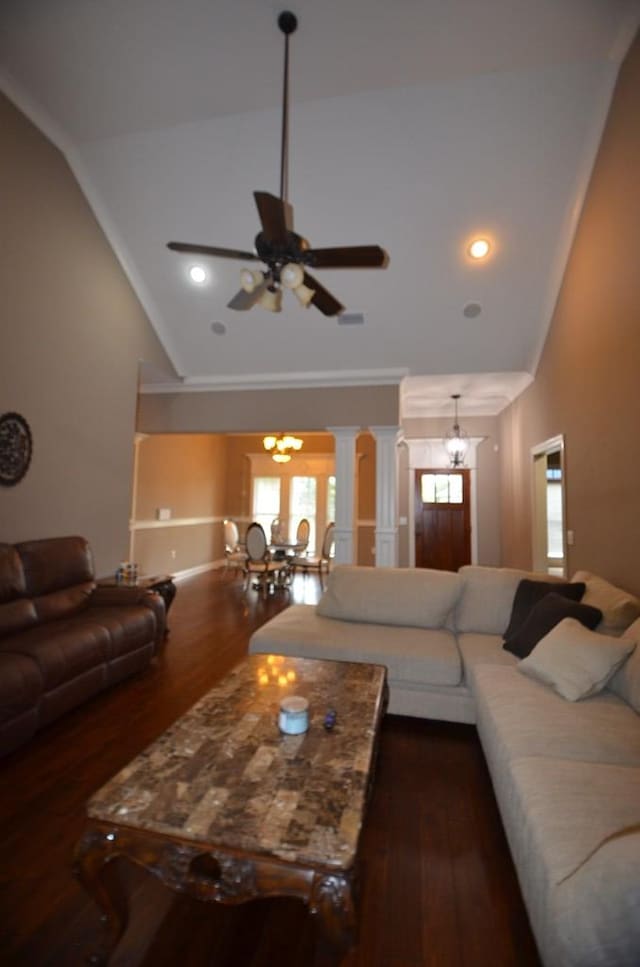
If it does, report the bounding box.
[252,477,280,536]
[327,475,336,524]
[290,477,317,552]
[420,473,463,504]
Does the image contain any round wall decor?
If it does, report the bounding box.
[0,412,33,486]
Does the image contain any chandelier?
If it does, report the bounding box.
[263,434,303,464]
[443,394,469,467]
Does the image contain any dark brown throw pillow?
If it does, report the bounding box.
[504,579,586,640]
[503,593,602,660]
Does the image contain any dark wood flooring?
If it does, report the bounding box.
[0,570,541,967]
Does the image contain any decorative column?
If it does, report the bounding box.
[370,426,401,567]
[327,427,359,565]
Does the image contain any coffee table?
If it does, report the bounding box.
[74,654,388,965]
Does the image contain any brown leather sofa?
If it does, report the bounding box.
[0,536,165,756]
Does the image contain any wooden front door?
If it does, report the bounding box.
[415,469,471,571]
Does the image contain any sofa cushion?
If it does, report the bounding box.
[87,606,157,660]
[455,566,538,635]
[456,632,518,689]
[504,757,640,967]
[16,536,95,622]
[518,618,636,701]
[608,616,640,713]
[317,565,462,629]
[571,570,640,635]
[0,650,43,721]
[503,593,602,659]
[472,664,640,766]
[250,603,462,687]
[554,827,640,967]
[0,617,110,690]
[0,544,38,638]
[503,578,585,640]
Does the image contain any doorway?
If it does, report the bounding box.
[531,435,566,577]
[414,469,471,571]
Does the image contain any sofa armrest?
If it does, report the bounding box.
[88,586,166,642]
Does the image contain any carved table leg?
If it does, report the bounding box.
[73,827,129,965]
[310,872,356,966]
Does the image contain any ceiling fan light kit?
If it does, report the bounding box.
[167,11,388,317]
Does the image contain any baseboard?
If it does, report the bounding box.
[172,560,225,582]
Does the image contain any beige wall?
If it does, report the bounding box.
[0,94,175,576]
[499,33,640,595]
[131,434,226,575]
[137,384,399,433]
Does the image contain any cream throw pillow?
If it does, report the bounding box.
[571,571,640,635]
[518,617,636,701]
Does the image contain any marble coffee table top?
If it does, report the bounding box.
[88,655,387,870]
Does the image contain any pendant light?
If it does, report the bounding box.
[444,394,469,467]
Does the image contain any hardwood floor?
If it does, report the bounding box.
[0,570,541,966]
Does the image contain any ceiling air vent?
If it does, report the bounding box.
[337,312,365,326]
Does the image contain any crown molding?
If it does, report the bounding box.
[139,368,408,394]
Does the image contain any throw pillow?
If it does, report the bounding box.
[571,570,640,635]
[517,617,636,701]
[503,578,586,640]
[503,592,602,659]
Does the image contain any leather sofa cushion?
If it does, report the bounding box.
[0,543,27,601]
[0,544,38,638]
[0,618,110,690]
[0,651,43,720]
[16,536,96,623]
[16,536,94,597]
[87,606,157,659]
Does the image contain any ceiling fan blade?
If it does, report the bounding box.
[167,241,260,261]
[303,272,344,316]
[227,281,269,311]
[305,245,388,269]
[253,192,293,243]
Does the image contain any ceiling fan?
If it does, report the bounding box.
[167,10,389,317]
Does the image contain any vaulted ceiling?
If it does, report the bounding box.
[2,0,638,414]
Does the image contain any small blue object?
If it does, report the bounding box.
[323,709,337,731]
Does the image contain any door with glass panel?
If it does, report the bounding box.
[414,470,470,571]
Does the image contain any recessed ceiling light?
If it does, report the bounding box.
[189,265,208,284]
[468,238,490,260]
[210,321,227,335]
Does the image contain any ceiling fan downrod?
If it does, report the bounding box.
[278,11,297,205]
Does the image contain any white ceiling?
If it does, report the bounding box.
[2,0,638,415]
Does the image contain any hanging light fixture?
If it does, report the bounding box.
[263,433,303,463]
[443,394,469,467]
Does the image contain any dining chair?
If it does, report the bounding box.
[293,517,310,554]
[290,522,335,589]
[223,519,248,576]
[244,522,286,595]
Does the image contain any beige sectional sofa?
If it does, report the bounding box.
[249,564,640,967]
